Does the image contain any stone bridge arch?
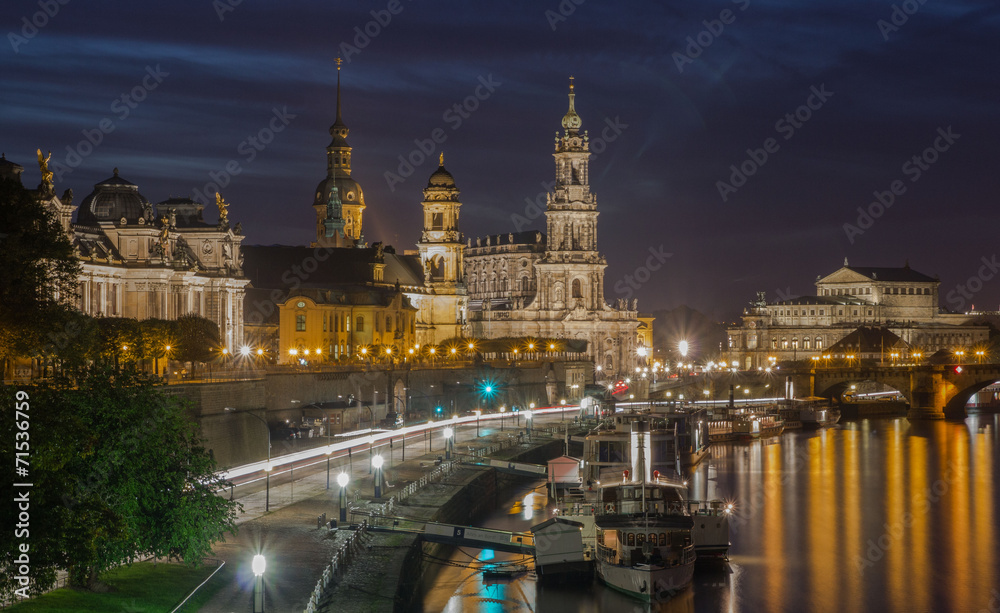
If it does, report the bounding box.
[813,378,910,404]
[941,378,1000,419]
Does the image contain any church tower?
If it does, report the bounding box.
[533,77,607,312]
[313,59,366,248]
[415,154,467,343]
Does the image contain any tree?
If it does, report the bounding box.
[0,178,80,376]
[0,368,240,596]
[173,314,221,376]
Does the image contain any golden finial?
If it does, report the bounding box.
[569,75,575,91]
[439,151,444,166]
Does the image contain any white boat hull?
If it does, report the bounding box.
[596,559,694,602]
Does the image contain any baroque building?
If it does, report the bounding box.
[7,153,248,350]
[463,79,640,375]
[723,261,990,368]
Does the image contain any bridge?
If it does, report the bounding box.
[367,519,536,554]
[648,364,1000,420]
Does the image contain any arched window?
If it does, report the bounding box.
[572,279,583,298]
[816,337,823,349]
[356,316,364,332]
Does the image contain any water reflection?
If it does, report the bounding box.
[422,416,1000,612]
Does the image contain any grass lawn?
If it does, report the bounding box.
[7,562,218,613]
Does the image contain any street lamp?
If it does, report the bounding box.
[337,472,349,522]
[252,554,266,613]
[325,446,333,490]
[372,454,384,498]
[499,406,506,431]
[444,427,454,460]
[525,410,532,440]
[474,409,482,437]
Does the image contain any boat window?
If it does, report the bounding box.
[650,533,658,545]
[650,488,662,500]
[627,533,635,546]
[659,533,667,546]
[623,487,634,500]
[637,533,645,546]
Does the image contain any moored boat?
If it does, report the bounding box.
[593,422,695,602]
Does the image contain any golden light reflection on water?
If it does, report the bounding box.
[763,443,783,613]
[907,433,929,613]
[971,420,995,605]
[808,431,839,612]
[841,428,862,613]
[885,421,905,611]
[948,426,971,613]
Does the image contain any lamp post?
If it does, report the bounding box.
[525,410,532,440]
[252,554,266,613]
[226,407,271,512]
[337,472,349,522]
[474,409,482,437]
[499,406,506,432]
[325,446,333,490]
[444,427,454,460]
[372,454,384,498]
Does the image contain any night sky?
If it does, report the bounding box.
[3,0,998,320]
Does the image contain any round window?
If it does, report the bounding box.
[296,301,306,308]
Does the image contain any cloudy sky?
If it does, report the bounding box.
[3,0,998,319]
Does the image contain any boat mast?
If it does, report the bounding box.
[638,426,648,530]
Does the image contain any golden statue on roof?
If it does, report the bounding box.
[36,149,53,190]
[215,192,229,226]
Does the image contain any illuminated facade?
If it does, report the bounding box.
[6,154,248,350]
[724,262,990,368]
[463,79,640,375]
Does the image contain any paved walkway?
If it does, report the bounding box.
[195,417,572,612]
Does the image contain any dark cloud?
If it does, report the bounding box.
[2,0,998,319]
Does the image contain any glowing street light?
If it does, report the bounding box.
[678,340,689,357]
[252,554,266,612]
[372,454,384,498]
[444,427,454,460]
[337,472,350,522]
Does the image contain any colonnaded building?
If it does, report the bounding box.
[1,153,248,351]
[723,261,991,369]
[245,72,640,375]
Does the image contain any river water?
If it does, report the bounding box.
[419,414,1000,613]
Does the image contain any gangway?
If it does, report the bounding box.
[366,519,535,554]
[461,458,547,478]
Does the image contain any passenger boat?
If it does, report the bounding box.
[796,397,841,428]
[732,413,784,440]
[593,424,695,602]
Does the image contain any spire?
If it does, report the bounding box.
[330,57,348,138]
[334,57,344,127]
[561,75,582,133]
[439,151,444,166]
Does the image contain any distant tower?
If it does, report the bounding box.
[534,77,607,311]
[416,153,467,342]
[313,58,366,247]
